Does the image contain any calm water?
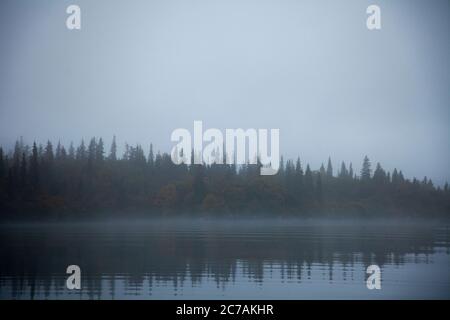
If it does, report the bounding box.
[0,219,449,299]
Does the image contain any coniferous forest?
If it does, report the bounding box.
[0,137,449,220]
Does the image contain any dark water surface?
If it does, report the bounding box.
[0,219,449,299]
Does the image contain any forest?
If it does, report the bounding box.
[0,137,449,220]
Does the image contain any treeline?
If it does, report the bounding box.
[0,137,449,220]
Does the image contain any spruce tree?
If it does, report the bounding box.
[76,139,86,161]
[148,143,154,167]
[29,142,39,191]
[109,136,117,161]
[392,168,399,184]
[45,141,54,164]
[348,163,353,179]
[96,138,104,162]
[361,156,371,181]
[326,157,333,178]
[68,142,75,159]
[373,163,386,184]
[339,161,348,178]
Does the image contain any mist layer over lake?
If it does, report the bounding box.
[0,218,449,299]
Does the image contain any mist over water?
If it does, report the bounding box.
[1,218,449,299]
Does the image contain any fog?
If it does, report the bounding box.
[0,0,449,184]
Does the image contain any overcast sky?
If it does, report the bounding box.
[0,0,449,184]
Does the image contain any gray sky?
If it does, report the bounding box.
[0,0,449,184]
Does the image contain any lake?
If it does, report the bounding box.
[0,219,449,299]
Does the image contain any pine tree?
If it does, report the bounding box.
[76,139,86,161]
[88,138,97,162]
[148,143,154,167]
[87,138,97,170]
[29,142,39,191]
[60,145,67,161]
[392,168,399,185]
[294,157,303,199]
[319,163,326,177]
[56,141,62,160]
[68,142,75,159]
[96,138,104,162]
[279,156,285,175]
[295,157,303,176]
[339,161,348,178]
[44,141,54,164]
[373,163,386,184]
[361,156,371,181]
[348,163,353,179]
[398,170,405,183]
[326,157,333,178]
[109,136,117,161]
[422,176,428,185]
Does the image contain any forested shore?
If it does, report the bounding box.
[0,137,449,220]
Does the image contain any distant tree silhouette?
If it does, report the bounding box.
[361,156,371,181]
[326,157,333,178]
[109,136,117,161]
[29,143,39,192]
[0,138,448,219]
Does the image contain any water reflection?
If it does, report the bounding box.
[0,219,449,299]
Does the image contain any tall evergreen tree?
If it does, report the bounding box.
[68,142,75,160]
[76,139,86,161]
[339,161,348,178]
[319,163,326,177]
[109,136,117,161]
[44,141,54,164]
[29,142,39,191]
[398,170,405,183]
[148,143,154,167]
[295,157,303,176]
[60,145,67,161]
[373,163,386,184]
[56,141,63,160]
[392,168,399,185]
[279,156,285,176]
[96,138,104,162]
[361,156,371,181]
[326,157,333,178]
[87,138,97,170]
[348,163,353,179]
